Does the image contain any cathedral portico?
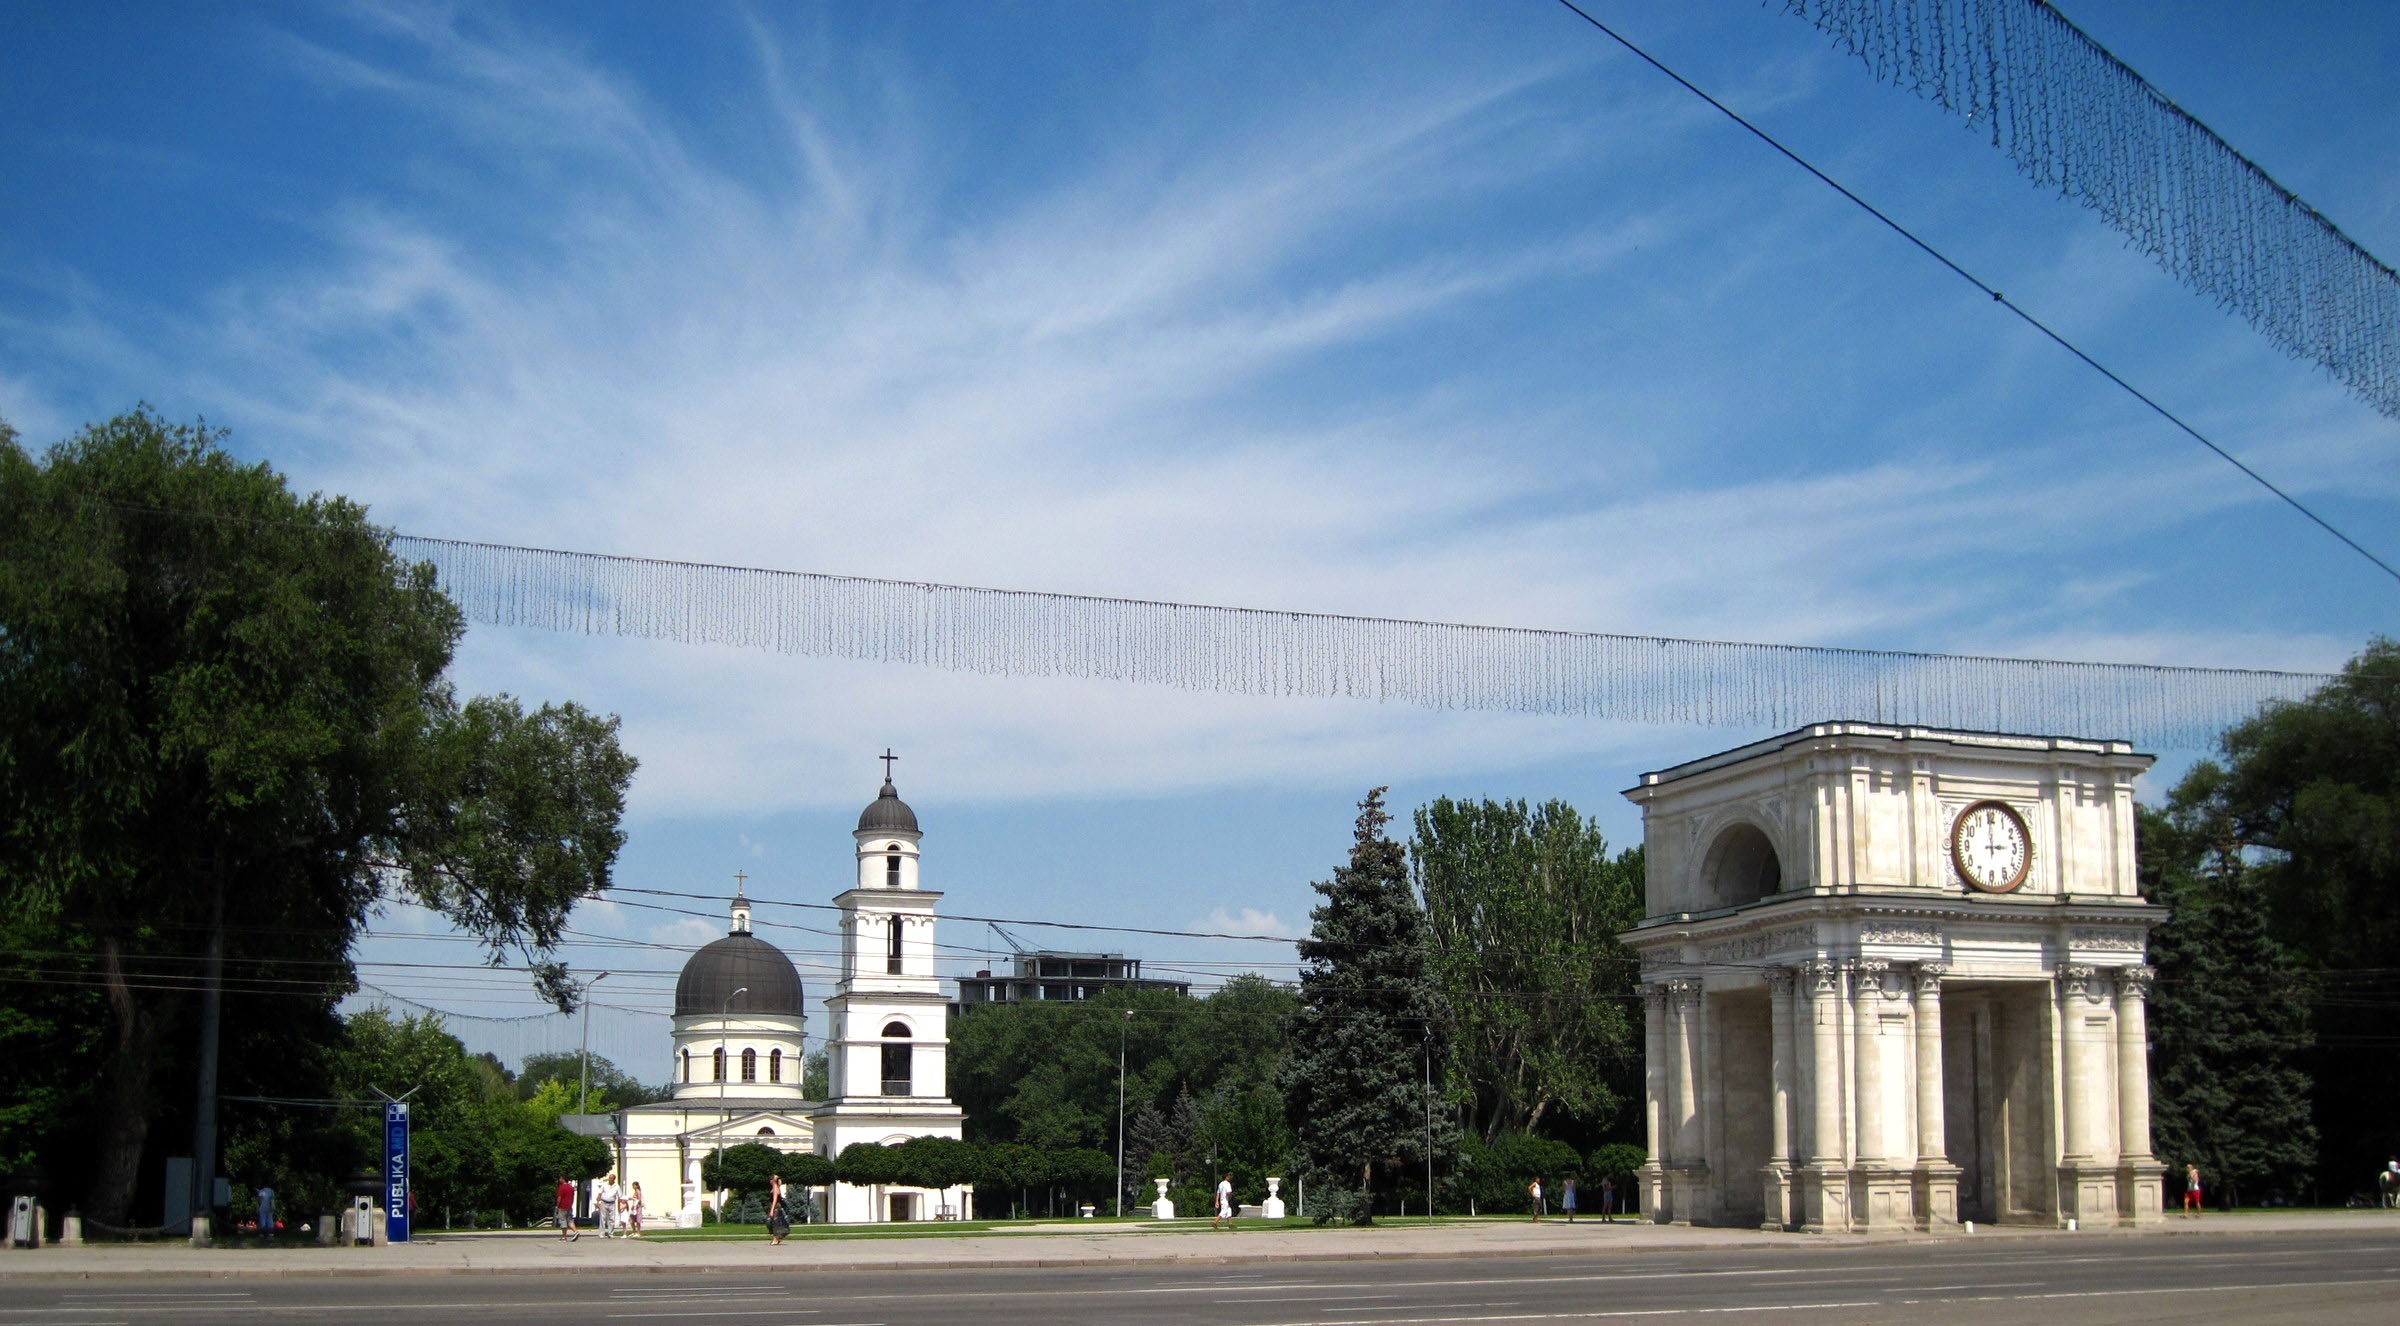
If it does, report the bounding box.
[1621,724,2167,1232]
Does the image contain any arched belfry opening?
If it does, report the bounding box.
[1701,822,1781,909]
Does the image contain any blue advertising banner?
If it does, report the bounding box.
[384,1102,411,1243]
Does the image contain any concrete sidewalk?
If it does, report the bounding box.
[3,1209,2394,1280]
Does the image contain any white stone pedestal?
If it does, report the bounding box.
[1262,1177,1286,1220]
[1150,1178,1175,1219]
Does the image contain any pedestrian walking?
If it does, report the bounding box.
[1561,1175,1578,1222]
[2183,1163,2203,1215]
[554,1176,580,1241]
[766,1174,789,1245]
[1600,1175,1617,1222]
[627,1182,644,1237]
[1528,1176,1544,1221]
[1213,1174,1235,1229]
[595,1172,621,1237]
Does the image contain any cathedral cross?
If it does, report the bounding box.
[880,748,899,780]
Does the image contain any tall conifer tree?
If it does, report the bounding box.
[1278,789,1447,1223]
[2140,802,2316,1204]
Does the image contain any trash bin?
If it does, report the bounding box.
[8,1195,37,1249]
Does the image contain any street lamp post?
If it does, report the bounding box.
[715,986,748,1202]
[577,971,612,1114]
[1115,1009,1132,1218]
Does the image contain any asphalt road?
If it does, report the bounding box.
[11,1229,2397,1325]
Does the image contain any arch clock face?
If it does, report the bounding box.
[1951,800,2031,893]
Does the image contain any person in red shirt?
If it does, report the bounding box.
[554,1176,580,1241]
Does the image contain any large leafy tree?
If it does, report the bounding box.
[1277,788,1448,1224]
[1413,798,1644,1143]
[517,1051,667,1109]
[0,412,635,1223]
[2150,638,2398,1192]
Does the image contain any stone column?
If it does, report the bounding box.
[1639,982,1669,1220]
[1761,967,1797,1230]
[1799,960,1850,1231]
[2056,965,2107,1228]
[1805,961,1843,1164]
[1765,969,1796,1166]
[2057,966,2099,1162]
[2113,965,2163,1224]
[1640,984,1667,1163]
[1850,961,1888,1165]
[1912,963,1946,1164]
[1659,977,1712,1224]
[1670,979,1705,1167]
[1910,962,1959,1226]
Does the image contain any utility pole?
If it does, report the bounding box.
[1115,1009,1132,1217]
[189,855,227,1236]
[577,971,612,1113]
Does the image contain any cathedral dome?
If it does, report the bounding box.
[674,932,805,1017]
[857,779,920,835]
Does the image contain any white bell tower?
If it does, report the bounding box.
[808,753,968,1222]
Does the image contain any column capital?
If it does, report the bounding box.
[1638,982,1669,1012]
[1912,962,1946,997]
[1799,958,1844,998]
[1664,977,1705,1010]
[1764,966,1797,998]
[2061,964,2108,1004]
[1849,958,1894,1000]
[2113,964,2156,1000]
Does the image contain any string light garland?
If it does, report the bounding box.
[1780,0,2400,422]
[389,533,2329,750]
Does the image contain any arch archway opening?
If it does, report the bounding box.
[1701,822,1782,909]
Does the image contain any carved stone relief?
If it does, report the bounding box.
[1861,921,1942,946]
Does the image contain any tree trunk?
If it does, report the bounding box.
[86,936,163,1227]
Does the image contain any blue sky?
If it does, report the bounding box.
[4,2,2395,1078]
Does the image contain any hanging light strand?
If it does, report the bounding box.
[389,533,2327,749]
[1780,0,2400,422]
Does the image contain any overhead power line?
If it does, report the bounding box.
[1547,0,2400,589]
[389,532,2332,749]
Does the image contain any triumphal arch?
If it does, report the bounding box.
[1620,724,2166,1231]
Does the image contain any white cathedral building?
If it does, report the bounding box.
[610,768,970,1224]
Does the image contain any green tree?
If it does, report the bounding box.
[891,1135,983,1194]
[517,1051,663,1109]
[0,411,636,1223]
[701,1141,791,1203]
[1277,789,1447,1224]
[2140,804,2318,1204]
[1453,1131,1581,1214]
[802,1050,829,1100]
[2148,639,2395,1192]
[1413,799,1644,1143]
[329,1007,605,1220]
[833,1140,902,1187]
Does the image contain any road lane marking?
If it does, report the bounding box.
[605,1312,819,1320]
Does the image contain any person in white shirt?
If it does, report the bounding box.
[594,1174,621,1237]
[1212,1174,1235,1229]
